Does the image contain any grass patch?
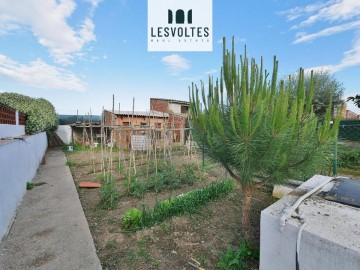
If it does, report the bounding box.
[105,240,117,250]
[121,179,234,230]
[65,160,76,167]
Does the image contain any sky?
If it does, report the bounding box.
[0,0,360,115]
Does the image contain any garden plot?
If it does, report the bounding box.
[65,147,275,269]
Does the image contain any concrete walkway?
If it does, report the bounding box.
[0,149,102,270]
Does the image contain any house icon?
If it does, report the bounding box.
[168,9,192,24]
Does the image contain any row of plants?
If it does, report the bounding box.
[121,179,234,230]
[124,161,202,198]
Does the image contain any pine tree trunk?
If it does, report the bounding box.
[241,185,253,240]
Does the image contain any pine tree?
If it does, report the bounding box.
[189,37,340,240]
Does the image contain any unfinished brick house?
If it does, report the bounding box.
[70,98,190,149]
[150,98,190,144]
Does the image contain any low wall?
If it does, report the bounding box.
[56,125,72,144]
[0,132,47,240]
[260,175,360,270]
[0,124,25,138]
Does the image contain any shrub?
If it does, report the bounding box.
[0,92,58,135]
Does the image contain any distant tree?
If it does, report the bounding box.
[291,71,344,117]
[347,94,360,108]
[189,38,340,240]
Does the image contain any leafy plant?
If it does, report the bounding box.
[189,37,340,239]
[100,180,120,210]
[216,239,256,270]
[122,208,143,229]
[0,92,58,135]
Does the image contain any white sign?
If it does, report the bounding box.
[148,0,213,52]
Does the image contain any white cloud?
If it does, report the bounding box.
[180,76,203,82]
[282,0,360,73]
[0,54,86,91]
[203,69,217,75]
[294,20,360,44]
[279,2,329,22]
[0,0,99,65]
[217,37,246,44]
[161,54,190,74]
[293,0,360,29]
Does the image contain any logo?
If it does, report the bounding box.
[148,0,213,52]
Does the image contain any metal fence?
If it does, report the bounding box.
[333,120,360,176]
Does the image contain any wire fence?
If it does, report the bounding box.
[333,120,360,176]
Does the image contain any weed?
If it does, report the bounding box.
[65,160,76,167]
[151,258,161,266]
[216,239,256,270]
[100,180,120,210]
[26,182,34,190]
[137,240,146,247]
[107,218,118,225]
[198,255,207,266]
[161,222,170,235]
[105,240,117,250]
[137,249,150,260]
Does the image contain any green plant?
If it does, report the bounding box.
[105,240,117,250]
[137,249,150,260]
[338,150,360,168]
[100,180,120,210]
[122,179,234,230]
[216,239,255,270]
[65,160,76,167]
[26,182,34,190]
[189,37,340,239]
[122,208,143,229]
[0,92,58,135]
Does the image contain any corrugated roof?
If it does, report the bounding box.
[150,98,189,105]
[106,110,169,118]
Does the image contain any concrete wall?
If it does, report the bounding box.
[56,125,72,144]
[0,124,25,138]
[260,175,360,270]
[0,132,47,240]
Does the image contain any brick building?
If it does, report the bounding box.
[150,98,189,144]
[341,103,360,119]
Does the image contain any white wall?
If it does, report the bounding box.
[0,132,47,240]
[260,175,360,270]
[0,124,25,138]
[56,125,72,144]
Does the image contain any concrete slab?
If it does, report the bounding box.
[0,149,102,270]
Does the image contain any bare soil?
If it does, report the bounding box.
[65,149,276,270]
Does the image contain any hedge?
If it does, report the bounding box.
[0,92,58,135]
